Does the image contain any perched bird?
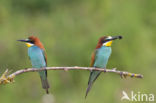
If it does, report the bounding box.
[18,36,50,94]
[85,35,122,98]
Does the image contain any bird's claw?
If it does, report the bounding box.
[103,68,107,72]
[0,69,15,85]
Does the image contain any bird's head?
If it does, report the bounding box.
[17,36,44,49]
[96,35,122,48]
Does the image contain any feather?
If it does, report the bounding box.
[90,50,97,67]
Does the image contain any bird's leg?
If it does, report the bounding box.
[103,68,107,73]
[0,69,15,85]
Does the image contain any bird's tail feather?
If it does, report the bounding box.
[85,71,101,98]
[40,77,50,94]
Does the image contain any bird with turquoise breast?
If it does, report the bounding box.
[18,36,50,94]
[85,35,122,98]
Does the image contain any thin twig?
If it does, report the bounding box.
[0,67,143,85]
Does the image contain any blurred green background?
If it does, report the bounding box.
[0,0,156,103]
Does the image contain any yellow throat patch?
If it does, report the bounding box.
[104,41,113,46]
[26,43,33,47]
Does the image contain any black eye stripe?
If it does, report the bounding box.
[26,39,34,44]
[102,39,109,43]
[30,40,34,43]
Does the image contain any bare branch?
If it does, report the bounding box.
[0,67,143,85]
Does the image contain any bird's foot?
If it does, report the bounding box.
[103,68,107,73]
[0,69,15,85]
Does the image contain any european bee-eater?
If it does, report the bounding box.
[85,35,122,98]
[18,36,50,94]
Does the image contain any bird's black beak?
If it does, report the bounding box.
[17,39,30,42]
[107,36,122,41]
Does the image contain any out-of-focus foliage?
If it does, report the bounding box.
[0,0,155,103]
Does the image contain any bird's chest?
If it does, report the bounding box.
[94,47,112,68]
[28,46,46,68]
